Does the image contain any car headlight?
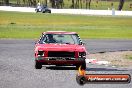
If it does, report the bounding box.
[79,52,86,58]
[37,50,44,56]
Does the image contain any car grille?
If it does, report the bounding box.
[48,51,75,57]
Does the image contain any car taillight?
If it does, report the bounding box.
[79,52,86,58]
[37,51,44,56]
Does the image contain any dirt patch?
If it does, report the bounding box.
[87,51,132,68]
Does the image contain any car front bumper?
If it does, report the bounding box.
[35,57,85,65]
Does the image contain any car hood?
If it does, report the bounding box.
[35,44,86,52]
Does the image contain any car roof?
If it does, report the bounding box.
[43,31,77,34]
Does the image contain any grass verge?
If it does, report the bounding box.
[0,11,132,39]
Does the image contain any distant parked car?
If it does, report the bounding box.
[34,31,87,69]
[35,5,51,13]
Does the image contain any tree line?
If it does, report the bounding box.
[1,0,125,10]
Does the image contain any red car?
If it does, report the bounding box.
[34,31,87,69]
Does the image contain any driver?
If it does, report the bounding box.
[47,34,56,43]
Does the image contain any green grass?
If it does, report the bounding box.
[0,11,132,39]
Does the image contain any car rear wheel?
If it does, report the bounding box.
[48,10,51,13]
[35,61,42,69]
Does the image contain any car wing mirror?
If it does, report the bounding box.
[80,42,85,45]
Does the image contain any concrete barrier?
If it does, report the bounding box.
[0,6,35,12]
[0,6,132,16]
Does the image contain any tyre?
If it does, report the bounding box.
[35,9,38,13]
[76,61,86,70]
[35,61,42,69]
[42,11,45,13]
[76,65,80,70]
[81,61,86,70]
[48,10,51,13]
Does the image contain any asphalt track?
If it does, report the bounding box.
[83,39,132,53]
[0,39,132,88]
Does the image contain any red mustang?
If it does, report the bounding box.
[34,31,87,69]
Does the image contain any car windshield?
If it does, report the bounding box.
[39,34,82,45]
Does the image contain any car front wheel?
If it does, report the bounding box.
[76,61,86,70]
[35,9,38,13]
[35,61,42,69]
[81,62,86,70]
